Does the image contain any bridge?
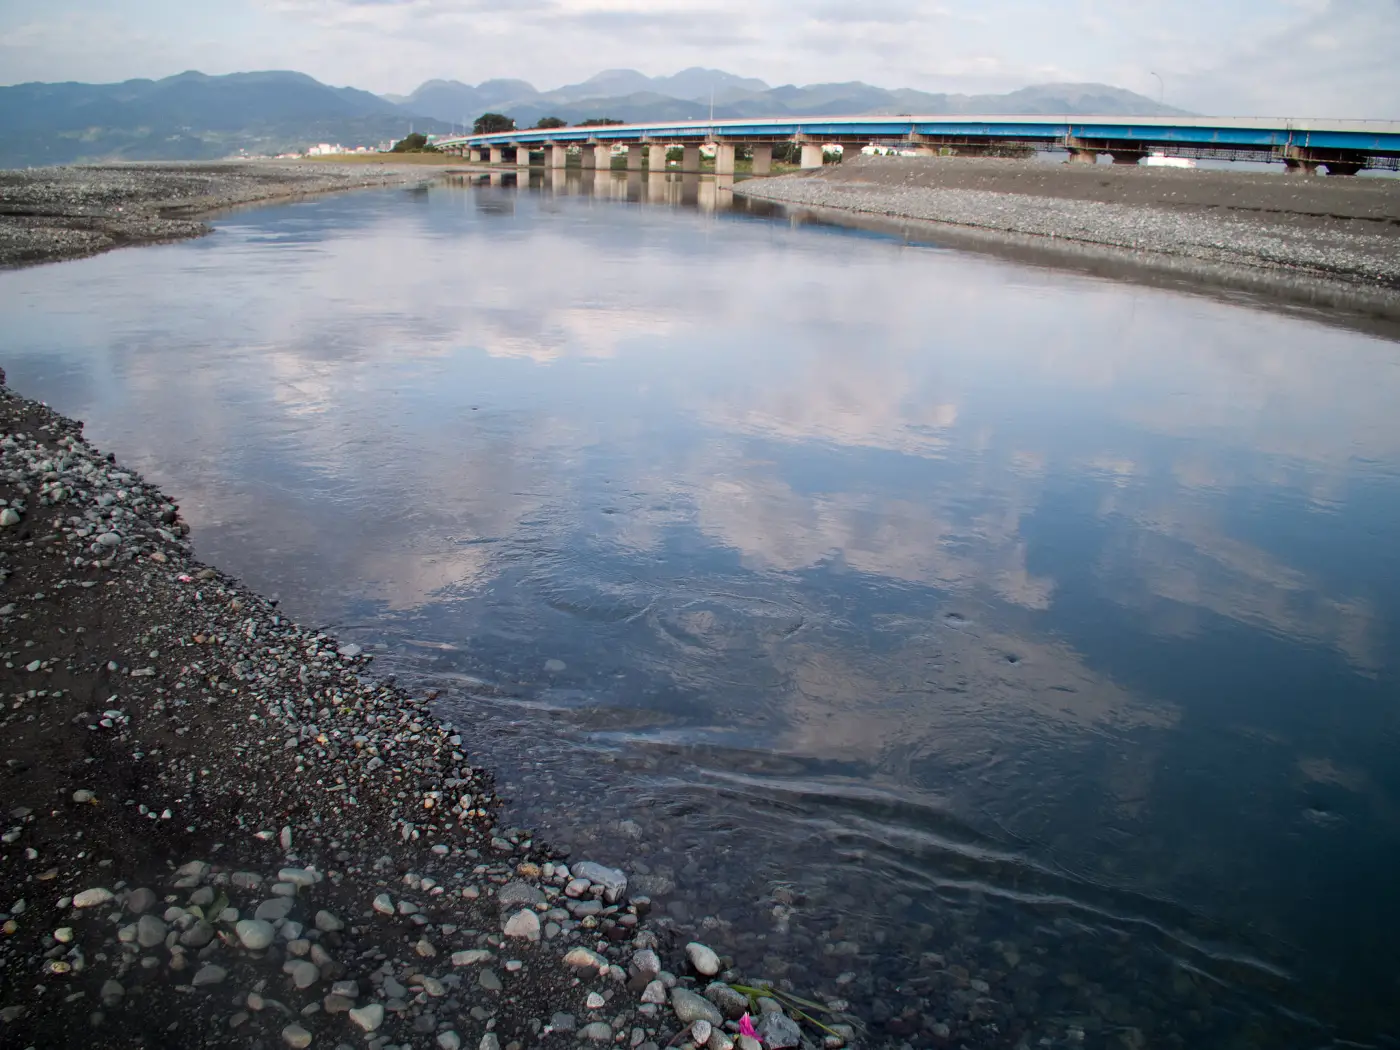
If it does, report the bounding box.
[434,115,1400,176]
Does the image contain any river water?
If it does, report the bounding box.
[3,171,1399,1047]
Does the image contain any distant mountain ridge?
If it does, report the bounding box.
[0,70,447,167]
[396,69,1192,127]
[0,67,1191,168]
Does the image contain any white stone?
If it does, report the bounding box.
[72,887,114,908]
[686,941,721,977]
[438,1033,462,1050]
[236,918,276,950]
[350,1003,384,1032]
[282,1022,313,1049]
[451,949,493,966]
[692,1020,713,1046]
[502,908,540,942]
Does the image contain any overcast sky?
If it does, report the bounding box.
[2,0,1398,117]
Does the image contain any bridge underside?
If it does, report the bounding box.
[440,130,1400,176]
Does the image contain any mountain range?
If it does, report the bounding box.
[0,68,1190,168]
[397,68,1190,128]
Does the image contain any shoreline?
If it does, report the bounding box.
[733,156,1400,325]
[0,380,848,1046]
[0,161,463,270]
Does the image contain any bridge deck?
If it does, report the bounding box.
[437,115,1400,158]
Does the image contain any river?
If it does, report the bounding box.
[3,170,1398,1047]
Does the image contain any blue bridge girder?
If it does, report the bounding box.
[434,114,1400,168]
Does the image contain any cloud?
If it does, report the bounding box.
[2,0,1398,124]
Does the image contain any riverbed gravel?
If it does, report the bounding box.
[0,374,857,1048]
[735,156,1400,316]
[0,162,458,268]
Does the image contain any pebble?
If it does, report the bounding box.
[236,918,276,950]
[502,908,540,942]
[0,508,20,527]
[136,913,167,947]
[685,942,721,977]
[497,881,545,907]
[671,988,723,1026]
[564,947,608,971]
[285,959,320,989]
[349,1003,384,1032]
[125,888,157,914]
[99,980,124,1005]
[586,992,605,1010]
[704,983,750,1020]
[438,1033,462,1050]
[372,893,394,915]
[255,897,294,921]
[570,862,627,903]
[71,789,95,803]
[451,949,493,966]
[314,910,343,932]
[756,1012,802,1049]
[192,964,227,987]
[283,1022,313,1048]
[691,1021,713,1046]
[630,948,660,978]
[580,1022,613,1042]
[641,981,666,1004]
[72,887,114,908]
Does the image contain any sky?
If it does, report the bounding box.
[1,0,1398,117]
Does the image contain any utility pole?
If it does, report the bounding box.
[1149,71,1164,108]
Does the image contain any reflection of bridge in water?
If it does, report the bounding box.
[461,169,750,213]
[439,115,1400,175]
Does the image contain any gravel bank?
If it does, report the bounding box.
[0,375,857,1049]
[0,162,458,269]
[736,157,1400,318]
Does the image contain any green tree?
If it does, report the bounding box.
[473,113,516,135]
[534,116,568,129]
[578,118,625,127]
[390,132,437,153]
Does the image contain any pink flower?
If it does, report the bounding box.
[738,1015,759,1041]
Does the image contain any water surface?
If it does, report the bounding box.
[3,171,1399,1047]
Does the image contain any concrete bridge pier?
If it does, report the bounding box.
[1284,157,1319,175]
[515,146,531,168]
[549,145,567,169]
[713,143,736,176]
[800,143,825,169]
[1109,150,1141,166]
[626,144,644,172]
[751,145,773,175]
[682,145,701,172]
[1067,148,1097,164]
[647,144,667,170]
[489,147,504,164]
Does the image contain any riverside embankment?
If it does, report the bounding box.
[0,161,462,268]
[734,156,1400,318]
